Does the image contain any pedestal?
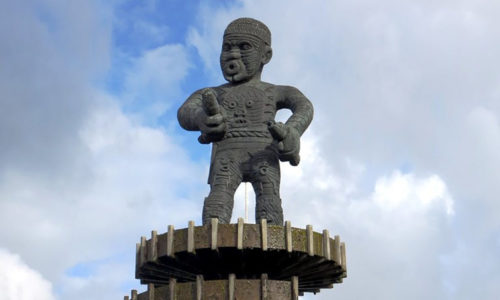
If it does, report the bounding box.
[124,219,347,299]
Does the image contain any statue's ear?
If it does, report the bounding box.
[261,46,272,65]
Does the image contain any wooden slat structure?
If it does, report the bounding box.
[127,220,347,299]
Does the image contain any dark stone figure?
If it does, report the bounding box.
[178,18,313,225]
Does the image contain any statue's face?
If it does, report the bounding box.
[220,34,268,83]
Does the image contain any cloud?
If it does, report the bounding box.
[373,171,454,215]
[0,249,56,300]
[0,89,205,300]
[277,138,455,299]
[122,44,192,120]
[0,1,203,299]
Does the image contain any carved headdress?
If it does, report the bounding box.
[224,18,271,46]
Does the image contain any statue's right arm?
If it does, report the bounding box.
[177,90,205,131]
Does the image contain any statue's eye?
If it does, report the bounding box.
[223,43,231,51]
[239,42,252,50]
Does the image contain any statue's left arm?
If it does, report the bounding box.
[269,86,314,166]
[277,86,314,136]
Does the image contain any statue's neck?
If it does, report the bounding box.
[229,73,262,87]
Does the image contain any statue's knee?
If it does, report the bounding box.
[203,194,233,224]
[256,196,283,225]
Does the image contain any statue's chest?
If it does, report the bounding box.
[216,85,276,128]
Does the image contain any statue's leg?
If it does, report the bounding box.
[251,155,283,225]
[202,154,242,225]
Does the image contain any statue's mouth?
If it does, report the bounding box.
[223,59,244,76]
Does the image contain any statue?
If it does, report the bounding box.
[178,18,313,225]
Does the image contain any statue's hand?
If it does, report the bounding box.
[198,89,226,144]
[268,121,300,166]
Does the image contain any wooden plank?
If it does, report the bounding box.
[306,225,314,256]
[196,275,203,300]
[237,218,244,250]
[124,296,129,300]
[148,231,157,262]
[167,225,174,257]
[148,283,155,300]
[285,221,292,252]
[261,273,268,300]
[341,242,347,272]
[228,273,236,300]
[131,290,138,300]
[188,220,195,253]
[210,218,218,250]
[292,276,299,300]
[260,219,268,251]
[322,230,331,260]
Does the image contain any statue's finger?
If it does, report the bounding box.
[198,133,210,144]
[290,154,300,166]
[205,114,224,126]
[278,141,284,151]
[204,122,226,134]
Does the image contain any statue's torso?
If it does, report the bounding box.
[214,83,277,143]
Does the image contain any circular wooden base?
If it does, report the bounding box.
[133,219,346,296]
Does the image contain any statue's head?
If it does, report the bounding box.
[220,18,273,83]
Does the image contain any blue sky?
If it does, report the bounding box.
[1,0,500,299]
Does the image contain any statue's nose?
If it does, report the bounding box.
[228,49,241,59]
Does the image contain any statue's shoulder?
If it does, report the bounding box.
[258,81,280,95]
[277,84,302,94]
[260,83,303,100]
[187,85,222,98]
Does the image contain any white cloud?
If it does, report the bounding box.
[0,2,203,299]
[277,137,455,299]
[373,171,454,215]
[0,249,56,300]
[123,44,192,120]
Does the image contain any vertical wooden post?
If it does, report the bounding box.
[148,283,155,300]
[188,220,195,253]
[210,218,218,250]
[322,229,331,260]
[261,273,268,300]
[148,230,157,262]
[196,275,203,300]
[169,278,177,300]
[237,217,244,250]
[333,235,341,265]
[285,221,293,252]
[306,225,314,256]
[341,242,347,272]
[260,219,268,251]
[291,276,299,300]
[167,225,174,257]
[140,236,147,266]
[228,274,236,300]
[131,290,138,300]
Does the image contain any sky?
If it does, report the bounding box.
[0,0,499,299]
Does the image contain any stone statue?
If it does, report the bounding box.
[178,18,313,225]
